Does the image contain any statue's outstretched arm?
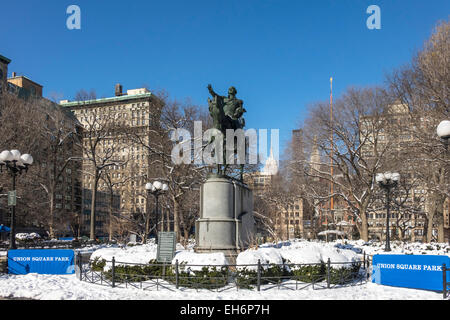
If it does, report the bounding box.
[207,84,218,97]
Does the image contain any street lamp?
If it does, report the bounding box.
[437,120,450,151]
[145,180,168,242]
[437,120,450,245]
[0,149,33,249]
[376,171,400,252]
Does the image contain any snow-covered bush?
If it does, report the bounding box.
[234,240,363,286]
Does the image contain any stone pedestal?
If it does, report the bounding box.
[195,175,254,262]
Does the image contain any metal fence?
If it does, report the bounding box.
[76,252,370,292]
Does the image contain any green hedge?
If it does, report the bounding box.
[88,258,362,289]
[89,258,229,289]
[289,263,326,283]
[177,266,229,289]
[328,262,362,284]
[235,264,290,289]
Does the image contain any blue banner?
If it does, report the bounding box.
[372,254,450,291]
[8,249,75,275]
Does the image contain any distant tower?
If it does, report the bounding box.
[115,83,123,97]
[262,147,278,176]
[309,136,321,176]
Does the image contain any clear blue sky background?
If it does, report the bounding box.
[1,0,449,157]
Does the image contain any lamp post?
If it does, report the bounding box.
[437,120,450,151]
[145,180,168,243]
[0,150,33,249]
[376,171,400,252]
[437,120,450,245]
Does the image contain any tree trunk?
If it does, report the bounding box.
[90,172,99,240]
[437,199,445,243]
[359,210,369,242]
[109,192,114,242]
[173,197,180,242]
[49,192,55,239]
[426,198,436,243]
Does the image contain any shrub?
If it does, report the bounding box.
[87,257,363,288]
[289,263,326,283]
[287,261,362,285]
[235,264,290,289]
[235,267,258,289]
[90,257,106,272]
[328,262,362,284]
[176,266,229,289]
[89,258,229,289]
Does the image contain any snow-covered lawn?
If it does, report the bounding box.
[0,273,444,300]
[0,239,448,300]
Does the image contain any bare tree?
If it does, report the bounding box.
[0,92,83,237]
[99,157,132,241]
[74,89,97,102]
[387,19,449,242]
[291,87,395,241]
[34,101,82,238]
[126,91,210,243]
[80,106,125,240]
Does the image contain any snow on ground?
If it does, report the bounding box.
[0,273,444,300]
[0,239,448,300]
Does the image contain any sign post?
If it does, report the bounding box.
[157,232,176,263]
[8,190,16,206]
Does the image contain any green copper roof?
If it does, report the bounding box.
[0,55,11,64]
[60,92,153,107]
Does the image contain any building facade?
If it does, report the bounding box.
[60,85,161,238]
[0,54,83,238]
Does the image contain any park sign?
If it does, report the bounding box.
[8,249,75,275]
[372,254,450,291]
[157,232,176,263]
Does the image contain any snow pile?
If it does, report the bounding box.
[86,239,449,273]
[172,251,229,271]
[90,243,158,270]
[354,240,450,256]
[236,240,360,270]
[89,242,229,272]
[236,247,284,270]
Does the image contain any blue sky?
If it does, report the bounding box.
[1,0,449,156]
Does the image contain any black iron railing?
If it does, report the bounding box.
[76,252,368,292]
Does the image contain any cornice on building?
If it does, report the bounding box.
[60,92,153,108]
